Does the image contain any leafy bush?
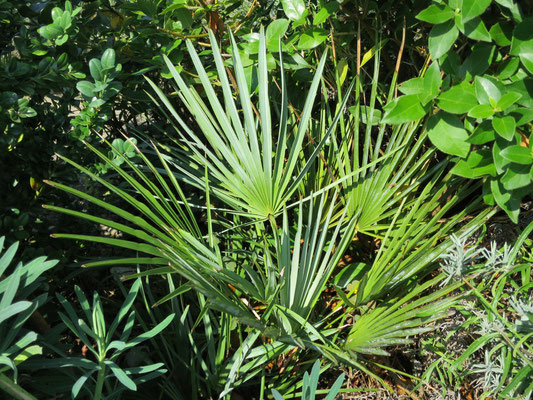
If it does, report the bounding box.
[384,0,533,222]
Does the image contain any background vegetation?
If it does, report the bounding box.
[1,0,532,399]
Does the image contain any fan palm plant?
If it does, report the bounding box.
[310,37,444,237]
[145,28,352,221]
[45,26,498,398]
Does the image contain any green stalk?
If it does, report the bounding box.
[93,358,106,400]
[260,367,266,400]
[0,374,38,400]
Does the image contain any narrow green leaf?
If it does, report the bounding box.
[125,314,174,349]
[0,373,39,400]
[152,283,191,307]
[106,361,136,390]
[0,302,31,325]
[0,241,18,277]
[107,279,141,342]
[72,372,92,399]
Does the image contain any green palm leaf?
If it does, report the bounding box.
[146,28,350,220]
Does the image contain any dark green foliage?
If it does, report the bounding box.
[384,0,533,223]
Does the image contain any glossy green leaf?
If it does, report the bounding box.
[38,25,63,40]
[381,95,427,124]
[266,19,289,51]
[451,148,496,178]
[507,78,533,109]
[416,4,455,24]
[101,48,116,70]
[510,18,533,74]
[468,120,495,144]
[475,75,503,104]
[89,58,104,82]
[55,34,68,46]
[448,0,462,8]
[424,61,442,96]
[460,43,495,77]
[493,138,511,174]
[280,0,306,20]
[501,163,531,190]
[493,0,516,9]
[497,92,522,110]
[76,81,96,97]
[520,54,533,74]
[457,16,491,42]
[461,0,491,23]
[428,21,459,60]
[500,145,533,165]
[510,108,533,126]
[18,107,37,119]
[497,57,519,79]
[398,77,425,96]
[490,178,519,223]
[489,21,512,46]
[427,111,470,158]
[297,28,328,50]
[313,2,339,25]
[492,115,516,140]
[437,81,477,114]
[468,104,494,118]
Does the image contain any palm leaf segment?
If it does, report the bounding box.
[146,29,347,220]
